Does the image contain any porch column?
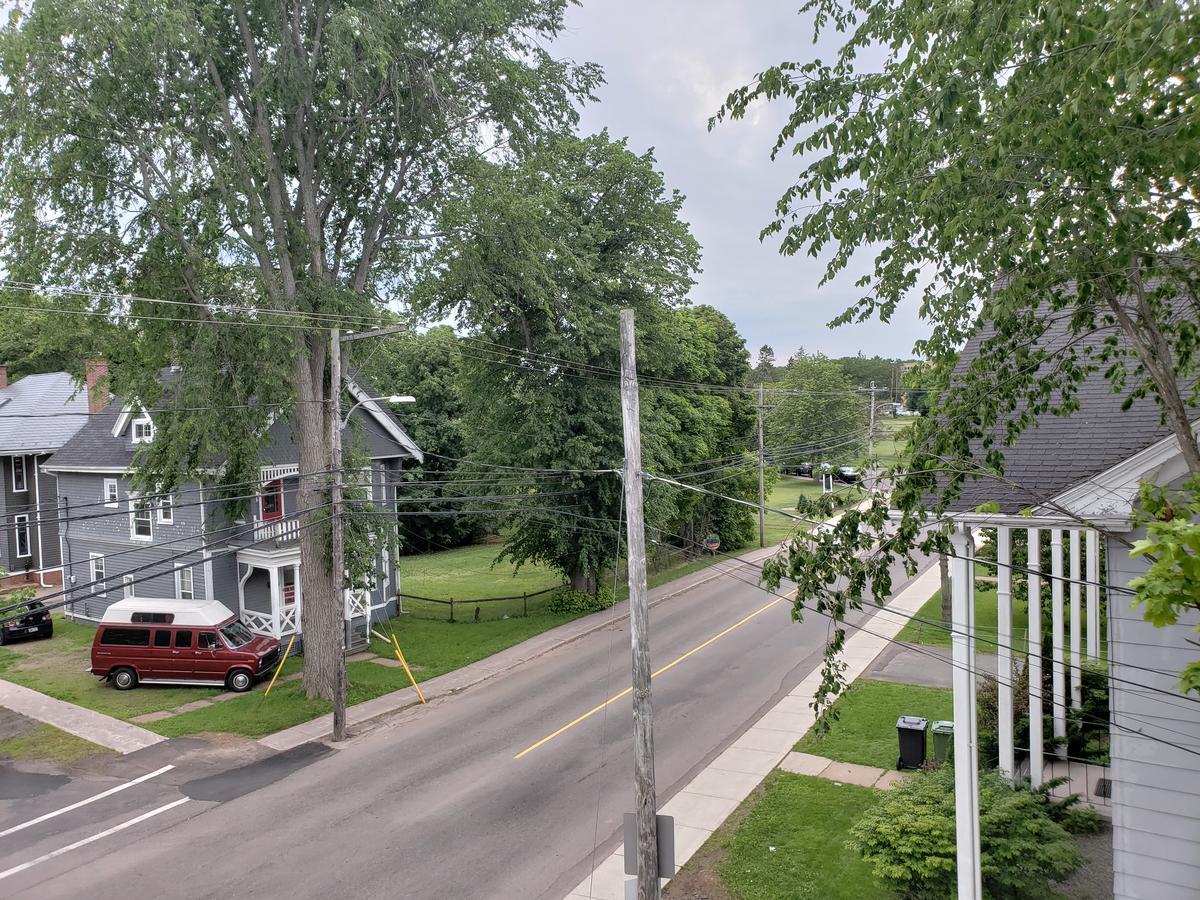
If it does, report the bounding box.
[237,563,253,618]
[268,566,281,638]
[949,525,982,900]
[1085,529,1100,658]
[1050,528,1068,750]
[995,526,1014,779]
[1069,529,1082,708]
[1027,527,1044,788]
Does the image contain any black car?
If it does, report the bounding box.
[0,598,53,645]
[795,462,814,477]
[836,465,861,484]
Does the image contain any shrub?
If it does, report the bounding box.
[848,767,1083,898]
[545,586,614,615]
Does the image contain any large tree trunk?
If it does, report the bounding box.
[569,567,596,594]
[939,554,952,625]
[294,341,341,701]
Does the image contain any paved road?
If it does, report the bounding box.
[0,551,930,900]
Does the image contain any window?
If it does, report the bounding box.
[103,478,119,508]
[174,630,192,649]
[158,491,173,524]
[11,456,26,492]
[13,514,30,558]
[123,575,135,599]
[153,630,172,648]
[131,414,154,444]
[132,612,173,624]
[260,480,283,521]
[176,567,194,602]
[198,631,219,651]
[99,627,149,647]
[220,620,254,648]
[90,553,106,596]
[129,496,153,540]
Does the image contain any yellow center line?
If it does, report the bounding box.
[513,589,795,760]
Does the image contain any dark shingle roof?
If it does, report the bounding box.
[944,310,1194,513]
[0,372,90,453]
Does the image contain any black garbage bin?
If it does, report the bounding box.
[896,715,928,770]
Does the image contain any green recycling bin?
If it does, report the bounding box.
[931,720,954,763]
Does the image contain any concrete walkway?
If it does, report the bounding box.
[260,544,787,751]
[865,642,1000,690]
[779,750,910,790]
[564,561,942,900]
[0,679,164,755]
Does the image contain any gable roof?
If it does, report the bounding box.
[943,308,1197,515]
[43,375,421,473]
[0,372,91,454]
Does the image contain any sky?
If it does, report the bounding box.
[553,0,929,362]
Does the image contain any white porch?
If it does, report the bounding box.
[236,545,373,647]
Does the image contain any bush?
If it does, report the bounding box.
[544,586,614,615]
[848,767,1083,898]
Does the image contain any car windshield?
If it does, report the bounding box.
[219,620,255,648]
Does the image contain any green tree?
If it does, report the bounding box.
[355,325,483,553]
[749,343,782,384]
[715,0,1200,702]
[834,353,896,392]
[0,0,598,699]
[767,352,867,465]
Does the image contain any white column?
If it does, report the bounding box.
[996,526,1014,779]
[1069,529,1082,708]
[1027,527,1044,788]
[949,526,981,900]
[1085,529,1100,658]
[268,566,281,639]
[1050,529,1067,751]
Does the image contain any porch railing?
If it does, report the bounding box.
[253,516,300,543]
[1015,747,1112,814]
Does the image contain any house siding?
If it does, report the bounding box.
[1107,528,1200,900]
[0,452,65,580]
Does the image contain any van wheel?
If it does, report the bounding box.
[111,667,138,691]
[226,669,252,693]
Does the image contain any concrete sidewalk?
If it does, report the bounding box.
[0,679,165,754]
[260,544,787,751]
[565,561,942,900]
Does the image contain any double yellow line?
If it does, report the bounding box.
[513,588,795,760]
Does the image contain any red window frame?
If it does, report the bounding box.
[260,480,283,521]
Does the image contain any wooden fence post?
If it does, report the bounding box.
[449,597,455,623]
[523,592,528,617]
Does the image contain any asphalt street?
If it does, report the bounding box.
[0,550,931,900]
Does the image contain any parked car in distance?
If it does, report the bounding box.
[0,597,52,645]
[795,462,814,477]
[836,465,861,484]
[90,598,281,692]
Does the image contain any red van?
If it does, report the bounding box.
[90,598,281,692]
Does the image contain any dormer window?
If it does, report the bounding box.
[131,414,154,444]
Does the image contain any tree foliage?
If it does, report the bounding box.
[717,0,1200,702]
[767,351,867,464]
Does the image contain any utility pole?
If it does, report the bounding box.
[329,327,348,742]
[757,382,766,548]
[619,308,659,900]
[867,380,878,463]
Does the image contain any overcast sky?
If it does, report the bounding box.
[553,1,928,362]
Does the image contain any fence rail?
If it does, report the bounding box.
[398,582,567,622]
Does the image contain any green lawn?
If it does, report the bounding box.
[398,541,565,619]
[895,586,1029,654]
[868,417,909,469]
[794,679,953,769]
[716,773,891,900]
[763,476,858,545]
[0,722,112,764]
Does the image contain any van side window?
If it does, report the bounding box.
[154,630,172,648]
[198,632,219,650]
[100,628,150,647]
[174,630,193,649]
[132,612,174,624]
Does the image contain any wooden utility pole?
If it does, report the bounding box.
[868,380,878,463]
[757,382,766,548]
[329,327,348,742]
[619,308,659,900]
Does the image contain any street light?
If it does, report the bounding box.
[341,394,415,429]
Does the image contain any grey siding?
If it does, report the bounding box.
[0,453,62,578]
[1107,527,1200,900]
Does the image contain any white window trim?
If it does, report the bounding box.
[13,513,30,558]
[12,456,26,492]
[158,491,174,524]
[128,495,154,542]
[131,414,155,444]
[176,566,194,601]
[123,574,135,598]
[90,552,106,597]
[103,478,119,508]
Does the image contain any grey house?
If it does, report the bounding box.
[939,311,1200,899]
[43,375,422,649]
[0,366,94,586]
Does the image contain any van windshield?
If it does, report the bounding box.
[219,621,255,648]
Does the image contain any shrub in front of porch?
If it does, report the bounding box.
[848,767,1082,899]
